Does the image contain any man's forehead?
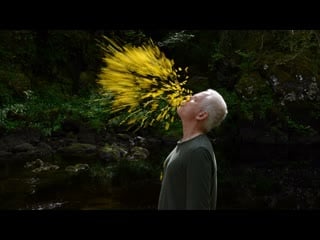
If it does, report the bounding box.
[194,91,210,98]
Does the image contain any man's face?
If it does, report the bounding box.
[177,91,209,121]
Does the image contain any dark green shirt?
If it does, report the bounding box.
[158,134,217,210]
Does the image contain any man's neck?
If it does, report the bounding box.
[181,127,204,143]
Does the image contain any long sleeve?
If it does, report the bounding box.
[158,135,216,210]
[186,147,213,210]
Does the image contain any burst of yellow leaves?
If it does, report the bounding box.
[97,36,192,131]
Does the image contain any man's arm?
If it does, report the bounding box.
[186,147,213,209]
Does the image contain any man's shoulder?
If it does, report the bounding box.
[192,134,213,148]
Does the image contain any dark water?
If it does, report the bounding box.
[0,155,162,210]
[1,143,320,210]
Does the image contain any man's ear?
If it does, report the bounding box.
[196,111,208,120]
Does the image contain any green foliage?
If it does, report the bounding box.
[0,103,26,130]
[159,30,195,47]
[42,30,99,69]
[238,93,275,122]
[1,29,320,140]
[0,82,14,106]
[79,92,112,131]
[286,116,317,135]
[310,102,320,121]
[158,30,217,72]
[0,87,113,136]
[25,91,59,135]
[110,30,149,46]
[275,30,318,53]
[217,87,278,126]
[0,69,31,104]
[0,31,36,71]
[235,49,257,74]
[210,51,225,63]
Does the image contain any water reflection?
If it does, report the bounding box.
[1,143,320,210]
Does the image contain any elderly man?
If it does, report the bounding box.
[158,89,228,210]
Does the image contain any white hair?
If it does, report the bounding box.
[201,89,228,132]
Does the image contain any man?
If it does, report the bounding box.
[158,89,228,210]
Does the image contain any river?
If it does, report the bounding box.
[1,142,320,210]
